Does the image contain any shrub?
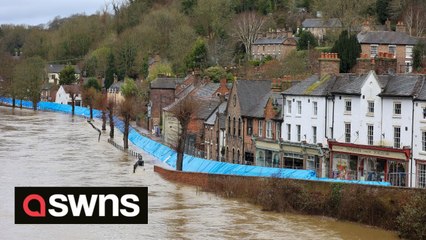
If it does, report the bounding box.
[397,192,426,240]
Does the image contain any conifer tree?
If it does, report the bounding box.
[331,30,361,73]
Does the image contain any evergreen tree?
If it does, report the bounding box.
[413,41,426,70]
[376,0,390,24]
[297,30,318,50]
[105,52,115,89]
[59,65,77,85]
[331,30,361,73]
[185,38,209,71]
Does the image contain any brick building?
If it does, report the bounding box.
[252,29,297,60]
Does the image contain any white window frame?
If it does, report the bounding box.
[276,122,281,140]
[258,120,263,137]
[406,46,413,59]
[312,126,317,144]
[405,61,413,73]
[287,124,291,141]
[388,45,396,57]
[367,101,374,115]
[266,121,272,139]
[418,163,426,188]
[345,123,351,143]
[368,124,374,145]
[297,101,302,115]
[422,131,426,152]
[394,126,401,148]
[287,100,292,114]
[345,99,352,113]
[370,44,378,58]
[296,125,301,142]
[313,101,318,116]
[393,102,401,116]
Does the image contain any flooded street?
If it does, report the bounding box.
[0,106,398,239]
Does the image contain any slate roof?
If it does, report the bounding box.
[416,78,426,100]
[380,75,424,97]
[62,85,81,94]
[253,37,290,45]
[205,101,227,125]
[109,81,124,91]
[196,99,221,120]
[283,74,336,96]
[357,31,418,45]
[248,91,284,119]
[236,80,272,117]
[47,64,81,74]
[302,18,342,28]
[150,77,184,89]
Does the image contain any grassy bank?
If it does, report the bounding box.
[154,166,426,239]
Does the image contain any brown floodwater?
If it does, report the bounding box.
[0,106,399,239]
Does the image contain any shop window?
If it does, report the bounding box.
[284,152,304,169]
[394,127,401,148]
[257,151,265,166]
[418,163,426,188]
[368,125,374,145]
[272,153,280,168]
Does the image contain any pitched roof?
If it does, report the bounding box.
[253,36,292,45]
[150,77,184,89]
[61,85,81,94]
[416,78,426,100]
[47,64,81,74]
[380,75,424,97]
[196,99,221,120]
[109,81,124,91]
[357,31,418,45]
[302,18,342,28]
[248,91,284,119]
[283,74,336,96]
[236,80,272,117]
[205,101,227,125]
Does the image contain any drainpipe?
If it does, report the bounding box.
[331,95,335,139]
[325,95,328,138]
[410,100,415,187]
[380,96,384,145]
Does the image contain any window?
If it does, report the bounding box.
[405,61,413,73]
[370,44,378,57]
[422,131,426,151]
[368,125,374,145]
[423,108,426,119]
[313,101,318,116]
[394,127,401,148]
[418,163,426,188]
[287,100,292,114]
[312,126,317,144]
[228,117,231,134]
[287,124,291,141]
[297,101,302,114]
[394,102,401,115]
[266,121,272,139]
[276,122,281,140]
[258,120,263,137]
[368,101,374,114]
[296,125,301,142]
[233,117,236,136]
[345,100,352,112]
[389,45,396,57]
[247,119,253,135]
[406,46,413,58]
[238,118,241,137]
[345,123,351,143]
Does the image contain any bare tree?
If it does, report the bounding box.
[95,88,108,130]
[107,99,115,138]
[233,12,266,60]
[82,87,97,120]
[65,85,80,116]
[169,96,200,171]
[403,1,426,36]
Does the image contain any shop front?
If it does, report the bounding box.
[328,141,411,186]
[281,141,326,177]
[255,140,281,168]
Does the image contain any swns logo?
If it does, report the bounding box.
[15,187,148,224]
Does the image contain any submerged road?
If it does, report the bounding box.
[0,106,398,239]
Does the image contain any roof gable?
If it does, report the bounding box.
[235,80,272,117]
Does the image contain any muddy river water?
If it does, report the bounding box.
[0,106,398,239]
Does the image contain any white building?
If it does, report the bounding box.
[55,85,82,106]
[47,64,81,84]
[282,68,424,187]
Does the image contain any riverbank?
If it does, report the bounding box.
[154,165,426,239]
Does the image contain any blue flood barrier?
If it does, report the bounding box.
[0,97,391,186]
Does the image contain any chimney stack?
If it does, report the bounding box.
[385,19,391,31]
[319,53,340,78]
[396,21,406,33]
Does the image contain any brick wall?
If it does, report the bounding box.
[150,88,175,128]
[319,53,340,78]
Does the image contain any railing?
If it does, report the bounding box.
[331,170,412,187]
